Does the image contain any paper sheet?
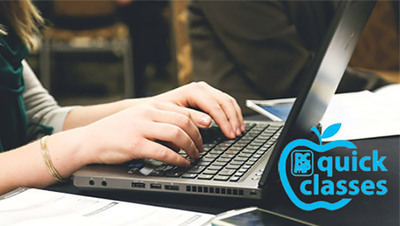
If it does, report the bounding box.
[0,188,214,226]
[321,87,400,141]
[247,84,400,141]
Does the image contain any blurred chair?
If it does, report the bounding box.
[40,1,134,97]
[171,0,192,86]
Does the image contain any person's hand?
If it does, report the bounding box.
[83,102,206,167]
[152,82,245,139]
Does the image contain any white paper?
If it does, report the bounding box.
[321,89,400,141]
[247,84,400,141]
[0,188,214,226]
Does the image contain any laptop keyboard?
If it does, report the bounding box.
[128,122,282,182]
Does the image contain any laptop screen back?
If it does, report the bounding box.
[259,0,376,188]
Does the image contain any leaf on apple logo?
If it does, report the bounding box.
[311,126,322,144]
[321,123,341,140]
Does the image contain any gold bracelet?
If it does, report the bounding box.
[40,135,67,183]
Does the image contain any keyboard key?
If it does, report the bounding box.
[198,174,213,180]
[205,153,219,158]
[230,176,241,182]
[225,140,236,145]
[220,153,236,159]
[234,143,247,148]
[234,172,245,177]
[245,146,258,151]
[244,163,254,167]
[266,141,275,145]
[219,142,233,148]
[196,159,212,166]
[237,153,252,158]
[249,157,259,162]
[248,144,262,149]
[203,156,217,162]
[256,150,266,155]
[213,162,227,167]
[181,173,198,179]
[225,164,241,170]
[203,169,219,175]
[251,140,265,145]
[225,151,240,156]
[218,169,236,176]
[187,166,206,174]
[230,160,244,165]
[149,171,165,176]
[242,149,257,154]
[208,165,223,171]
[209,150,224,155]
[243,164,252,169]
[216,158,230,163]
[214,175,230,181]
[165,172,183,177]
[234,157,249,162]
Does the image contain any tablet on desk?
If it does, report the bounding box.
[246,99,294,121]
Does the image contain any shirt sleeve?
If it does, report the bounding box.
[22,60,76,138]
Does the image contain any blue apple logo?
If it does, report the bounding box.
[278,123,357,211]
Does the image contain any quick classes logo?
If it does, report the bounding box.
[278,123,388,211]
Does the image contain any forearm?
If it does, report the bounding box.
[62,98,149,130]
[0,127,90,195]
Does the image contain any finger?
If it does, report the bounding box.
[157,141,180,153]
[154,102,212,128]
[233,98,246,132]
[150,108,204,153]
[188,91,235,138]
[186,108,212,128]
[139,140,190,166]
[199,82,245,134]
[215,92,244,136]
[184,83,236,138]
[144,121,200,159]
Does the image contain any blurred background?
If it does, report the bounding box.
[25,0,399,107]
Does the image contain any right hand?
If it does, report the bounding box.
[82,102,210,167]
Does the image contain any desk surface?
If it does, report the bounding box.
[48,134,399,226]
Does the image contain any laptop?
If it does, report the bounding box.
[73,0,376,199]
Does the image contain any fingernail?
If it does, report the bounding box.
[241,125,246,132]
[230,130,236,138]
[236,128,242,136]
[200,115,211,126]
[184,160,191,166]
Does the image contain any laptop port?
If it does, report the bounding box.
[150,183,162,189]
[131,182,145,188]
[165,185,179,191]
[250,190,257,195]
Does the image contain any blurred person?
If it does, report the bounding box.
[0,0,245,195]
[189,1,392,115]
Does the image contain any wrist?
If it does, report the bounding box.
[38,127,94,180]
[119,97,151,109]
[73,126,99,166]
